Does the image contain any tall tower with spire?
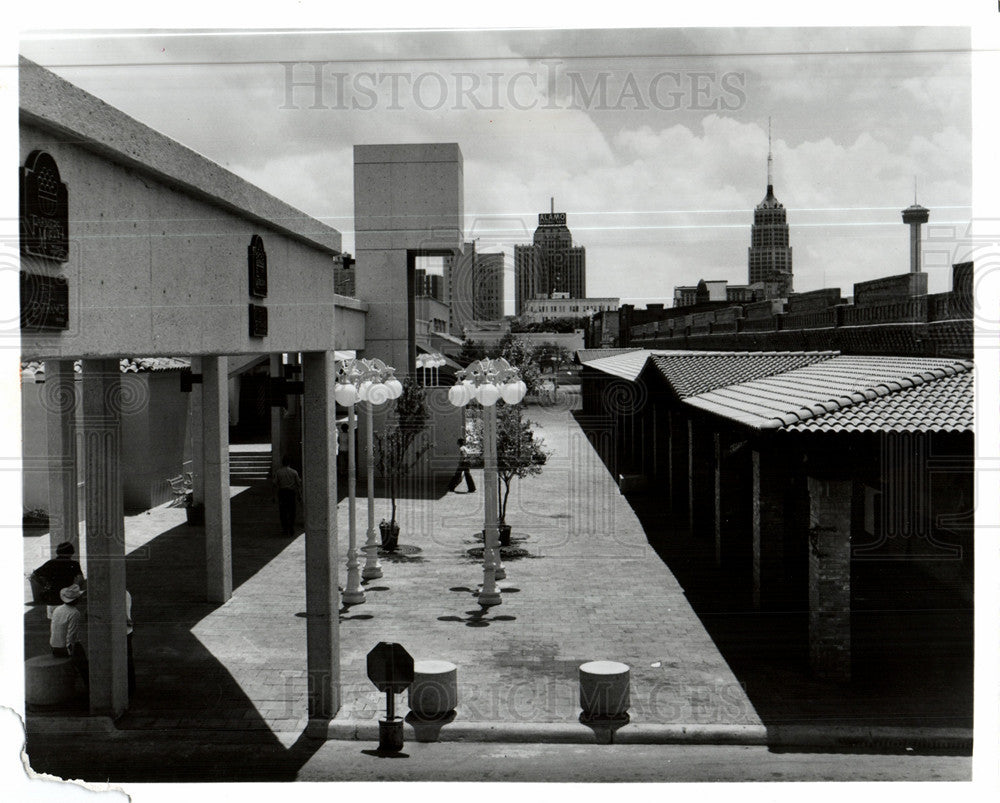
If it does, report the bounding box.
[747,119,793,298]
[514,198,587,315]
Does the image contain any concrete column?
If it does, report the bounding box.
[81,360,128,718]
[752,448,785,610]
[715,434,750,575]
[713,434,724,566]
[270,353,283,476]
[188,356,205,510]
[650,406,659,477]
[301,351,341,718]
[203,357,232,603]
[46,360,79,553]
[807,477,853,682]
[668,410,688,522]
[688,419,714,535]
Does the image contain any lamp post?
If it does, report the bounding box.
[416,352,446,387]
[335,358,403,603]
[448,357,527,607]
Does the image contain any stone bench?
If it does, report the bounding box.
[25,655,80,706]
[408,660,458,718]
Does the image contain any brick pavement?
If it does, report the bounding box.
[23,392,761,739]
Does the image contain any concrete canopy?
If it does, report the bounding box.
[19,57,366,360]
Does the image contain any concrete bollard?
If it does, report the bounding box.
[408,660,458,718]
[25,655,79,706]
[579,660,631,742]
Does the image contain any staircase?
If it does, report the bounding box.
[229,448,272,486]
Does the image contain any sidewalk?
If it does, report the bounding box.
[22,390,971,760]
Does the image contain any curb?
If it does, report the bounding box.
[25,715,117,736]
[26,715,973,752]
[314,718,972,750]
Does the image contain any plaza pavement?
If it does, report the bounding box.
[21,387,972,760]
[23,389,761,743]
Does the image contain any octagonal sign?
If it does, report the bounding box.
[366,642,414,693]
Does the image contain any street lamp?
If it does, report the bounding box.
[416,352,446,387]
[448,357,527,606]
[335,357,403,604]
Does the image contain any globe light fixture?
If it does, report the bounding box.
[417,352,447,387]
[447,357,527,606]
[335,357,403,598]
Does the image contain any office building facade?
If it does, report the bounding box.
[515,205,586,314]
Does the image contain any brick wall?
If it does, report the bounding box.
[807,477,853,682]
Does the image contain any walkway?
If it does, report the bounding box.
[22,391,759,740]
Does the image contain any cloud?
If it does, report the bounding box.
[20,28,971,302]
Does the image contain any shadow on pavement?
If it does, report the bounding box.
[624,490,973,735]
[23,484,339,782]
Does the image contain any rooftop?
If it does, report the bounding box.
[684,355,973,431]
[785,370,973,434]
[646,351,838,399]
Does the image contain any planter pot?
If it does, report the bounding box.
[498,524,512,547]
[186,504,205,526]
[379,521,400,552]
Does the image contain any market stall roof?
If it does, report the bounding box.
[684,355,974,431]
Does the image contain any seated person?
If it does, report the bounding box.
[49,584,88,690]
[31,541,85,615]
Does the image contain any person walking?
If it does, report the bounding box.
[273,455,302,537]
[49,584,88,690]
[448,438,476,493]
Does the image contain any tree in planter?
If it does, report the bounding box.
[495,404,551,546]
[373,376,431,550]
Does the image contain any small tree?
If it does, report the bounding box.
[495,405,550,527]
[534,342,571,376]
[459,338,488,365]
[374,376,431,531]
[494,333,542,395]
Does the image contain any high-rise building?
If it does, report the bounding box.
[448,242,506,332]
[515,200,586,315]
[747,122,793,298]
[473,252,504,321]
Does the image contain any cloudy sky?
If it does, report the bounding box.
[19,26,972,308]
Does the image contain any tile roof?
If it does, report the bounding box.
[684,355,974,431]
[646,351,838,399]
[575,347,643,365]
[786,370,973,433]
[579,349,656,380]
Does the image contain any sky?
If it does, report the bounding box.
[17,26,973,309]
[4,7,1000,803]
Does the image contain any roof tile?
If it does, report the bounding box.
[685,355,973,432]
